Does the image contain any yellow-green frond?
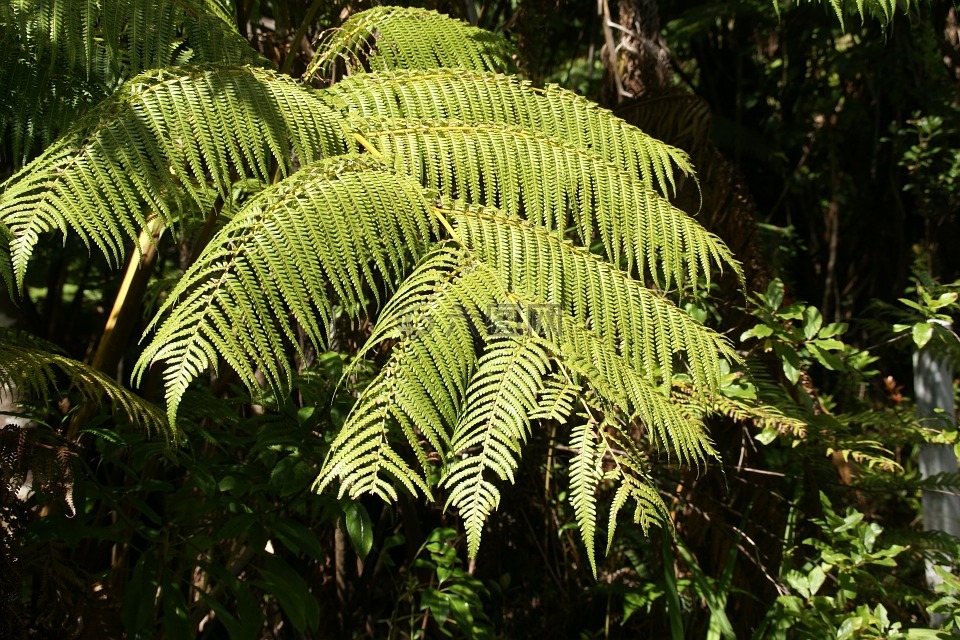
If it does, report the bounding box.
[446,205,740,393]
[135,157,433,426]
[567,419,605,577]
[316,249,505,502]
[443,335,552,557]
[529,373,580,422]
[545,313,718,465]
[0,65,347,288]
[355,118,737,288]
[0,329,168,437]
[306,7,516,82]
[321,69,692,196]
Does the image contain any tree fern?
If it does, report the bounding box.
[135,156,434,425]
[305,6,517,82]
[443,334,552,557]
[3,6,751,569]
[354,118,733,288]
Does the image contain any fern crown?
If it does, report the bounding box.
[1,4,744,572]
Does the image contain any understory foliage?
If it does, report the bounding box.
[2,1,958,638]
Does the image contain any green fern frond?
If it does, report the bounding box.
[445,205,740,393]
[0,329,168,436]
[0,0,262,166]
[320,69,693,197]
[0,65,347,289]
[355,118,736,288]
[568,419,605,576]
[537,310,718,465]
[135,156,433,425]
[443,334,552,557]
[796,0,915,28]
[305,7,516,82]
[529,373,580,422]
[316,249,503,502]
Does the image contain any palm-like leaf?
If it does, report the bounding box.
[0,65,347,289]
[322,69,693,197]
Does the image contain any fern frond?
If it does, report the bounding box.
[529,373,580,422]
[0,65,347,288]
[305,7,516,82]
[568,419,605,576]
[443,335,552,557]
[355,118,736,288]
[445,204,740,393]
[0,0,262,166]
[316,249,503,502]
[0,330,168,436]
[321,69,693,197]
[545,313,718,464]
[135,156,433,425]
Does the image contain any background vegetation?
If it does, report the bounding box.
[1,0,959,638]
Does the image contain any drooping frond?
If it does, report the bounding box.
[305,7,516,82]
[135,156,434,425]
[0,0,262,166]
[316,249,505,502]
[567,419,605,576]
[0,65,347,288]
[0,329,168,436]
[445,204,740,392]
[601,422,671,553]
[443,335,552,557]
[543,312,718,464]
[1,0,255,74]
[354,118,737,288]
[793,0,917,28]
[319,69,693,197]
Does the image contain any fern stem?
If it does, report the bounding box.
[351,132,387,161]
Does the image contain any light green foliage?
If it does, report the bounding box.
[306,6,516,82]
[0,65,347,290]
[1,4,744,570]
[782,0,919,29]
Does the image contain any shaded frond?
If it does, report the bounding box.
[354,118,736,288]
[305,7,516,82]
[316,249,505,502]
[0,329,168,437]
[445,204,740,392]
[321,69,692,197]
[673,382,808,438]
[0,0,262,165]
[0,65,347,288]
[443,335,552,557]
[796,0,917,28]
[135,156,433,425]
